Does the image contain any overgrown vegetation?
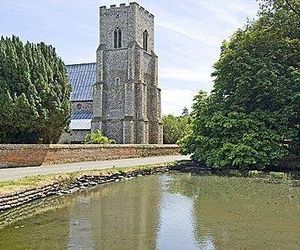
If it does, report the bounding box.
[162,108,192,144]
[84,130,115,144]
[0,35,71,144]
[180,0,300,169]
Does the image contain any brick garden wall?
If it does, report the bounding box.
[0,144,180,168]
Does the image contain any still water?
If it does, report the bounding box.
[0,173,299,250]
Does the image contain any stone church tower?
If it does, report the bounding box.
[92,3,163,144]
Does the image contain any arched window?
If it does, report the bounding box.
[114,28,122,48]
[143,30,148,51]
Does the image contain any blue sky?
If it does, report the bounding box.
[0,0,258,115]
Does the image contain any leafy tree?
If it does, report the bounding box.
[259,0,300,18]
[85,130,115,144]
[0,36,71,143]
[163,111,191,144]
[180,0,300,169]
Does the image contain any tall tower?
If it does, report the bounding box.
[92,2,163,144]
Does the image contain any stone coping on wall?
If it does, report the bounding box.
[0,144,180,168]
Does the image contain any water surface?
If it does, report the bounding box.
[0,174,299,249]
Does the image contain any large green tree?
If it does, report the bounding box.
[180,0,300,169]
[0,36,71,143]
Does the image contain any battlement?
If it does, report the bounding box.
[100,2,154,18]
[100,2,134,10]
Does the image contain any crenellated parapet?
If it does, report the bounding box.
[100,2,154,18]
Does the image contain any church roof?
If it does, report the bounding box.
[70,119,92,130]
[70,111,92,130]
[66,63,96,101]
[71,110,93,120]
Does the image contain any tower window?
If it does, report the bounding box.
[143,30,148,51]
[114,28,122,48]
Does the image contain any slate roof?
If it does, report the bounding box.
[70,119,92,130]
[67,63,96,101]
[71,110,93,120]
[67,63,95,130]
[70,111,92,130]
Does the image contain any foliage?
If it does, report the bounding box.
[84,130,115,144]
[248,170,263,178]
[180,0,300,169]
[0,35,71,143]
[259,0,300,18]
[182,107,189,117]
[270,172,286,179]
[162,111,191,144]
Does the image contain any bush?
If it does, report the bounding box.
[248,170,263,178]
[270,172,286,180]
[179,95,288,169]
[84,130,115,144]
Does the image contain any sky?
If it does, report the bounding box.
[0,0,258,115]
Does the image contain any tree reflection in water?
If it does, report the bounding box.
[169,174,300,249]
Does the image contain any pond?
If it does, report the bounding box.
[0,173,299,249]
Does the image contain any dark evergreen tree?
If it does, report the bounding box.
[0,35,71,143]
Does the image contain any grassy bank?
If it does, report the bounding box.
[2,159,300,197]
[1,160,299,212]
[0,163,176,197]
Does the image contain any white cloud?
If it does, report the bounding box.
[157,21,221,47]
[160,67,213,83]
[226,1,258,17]
[162,89,198,115]
[204,3,243,27]
[193,0,257,27]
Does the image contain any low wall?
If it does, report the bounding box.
[0,144,180,168]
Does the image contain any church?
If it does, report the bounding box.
[61,3,163,144]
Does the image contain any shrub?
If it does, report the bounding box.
[248,170,263,178]
[84,130,115,144]
[270,172,286,180]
